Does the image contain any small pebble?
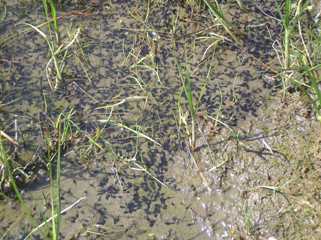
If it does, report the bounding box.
[268,237,277,240]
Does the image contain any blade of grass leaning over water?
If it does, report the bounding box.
[201,0,240,44]
[23,196,86,240]
[112,122,161,146]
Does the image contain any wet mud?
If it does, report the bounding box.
[0,1,320,239]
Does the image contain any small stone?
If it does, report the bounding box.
[268,237,277,240]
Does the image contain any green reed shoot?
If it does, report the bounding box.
[45,109,74,240]
[276,0,296,93]
[42,0,60,43]
[177,64,197,150]
[282,0,293,70]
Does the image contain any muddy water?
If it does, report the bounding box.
[1,1,320,239]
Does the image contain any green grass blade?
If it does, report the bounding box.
[201,0,240,44]
[0,139,23,204]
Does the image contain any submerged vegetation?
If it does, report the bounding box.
[0,0,320,239]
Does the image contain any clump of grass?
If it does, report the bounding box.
[176,63,210,151]
[295,2,321,120]
[276,0,321,120]
[25,1,80,91]
[275,0,298,94]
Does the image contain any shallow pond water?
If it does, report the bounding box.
[0,1,320,239]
